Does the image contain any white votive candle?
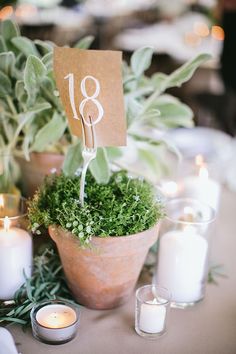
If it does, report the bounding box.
[157,229,208,304]
[182,166,221,212]
[0,217,32,300]
[139,298,166,334]
[135,285,171,339]
[31,302,80,344]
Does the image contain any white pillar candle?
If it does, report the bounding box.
[34,304,78,342]
[182,165,221,212]
[0,217,32,300]
[139,299,166,334]
[157,229,208,303]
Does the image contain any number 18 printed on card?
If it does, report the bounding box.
[53,48,126,148]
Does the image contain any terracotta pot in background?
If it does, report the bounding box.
[17,153,64,197]
[49,224,160,310]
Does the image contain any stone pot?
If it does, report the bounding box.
[49,224,160,310]
[17,153,64,197]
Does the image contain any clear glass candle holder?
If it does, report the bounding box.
[156,198,215,309]
[0,193,27,227]
[31,300,80,345]
[135,285,171,339]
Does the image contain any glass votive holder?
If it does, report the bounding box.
[0,193,27,227]
[156,198,215,309]
[31,300,80,345]
[135,285,171,339]
[0,194,32,300]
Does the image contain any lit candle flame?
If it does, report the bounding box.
[4,216,10,232]
[15,4,37,19]
[0,195,4,209]
[193,22,209,37]
[195,154,204,167]
[0,6,13,20]
[199,165,209,180]
[211,26,225,41]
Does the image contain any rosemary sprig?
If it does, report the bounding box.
[0,248,78,327]
[208,264,227,285]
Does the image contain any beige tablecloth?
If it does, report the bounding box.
[10,187,236,354]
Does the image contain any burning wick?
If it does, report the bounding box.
[195,155,209,180]
[195,154,204,167]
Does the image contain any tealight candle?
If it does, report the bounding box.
[0,216,32,300]
[135,285,171,339]
[31,301,80,344]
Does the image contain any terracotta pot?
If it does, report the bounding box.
[49,224,160,310]
[17,153,64,197]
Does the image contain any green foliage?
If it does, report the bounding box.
[89,147,110,184]
[0,248,77,327]
[131,46,154,77]
[0,19,211,188]
[208,264,227,285]
[74,35,95,49]
[29,171,164,245]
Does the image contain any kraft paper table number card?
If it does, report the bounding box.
[53,48,127,148]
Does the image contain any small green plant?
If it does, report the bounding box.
[29,171,164,245]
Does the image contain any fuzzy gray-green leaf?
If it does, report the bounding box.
[164,53,212,90]
[74,35,94,49]
[89,148,110,184]
[0,71,12,97]
[0,35,7,53]
[30,112,66,152]
[0,19,19,42]
[0,52,15,76]
[11,37,39,58]
[34,39,54,54]
[24,55,47,106]
[42,52,53,71]
[131,47,154,77]
[62,141,83,176]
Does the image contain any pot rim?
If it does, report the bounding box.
[17,151,64,158]
[49,222,159,241]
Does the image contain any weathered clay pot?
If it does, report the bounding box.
[49,224,160,310]
[17,153,64,197]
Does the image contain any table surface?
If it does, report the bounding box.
[10,187,236,354]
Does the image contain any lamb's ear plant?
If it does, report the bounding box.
[0,19,211,190]
[0,19,94,191]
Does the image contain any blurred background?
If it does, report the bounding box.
[0,0,235,136]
